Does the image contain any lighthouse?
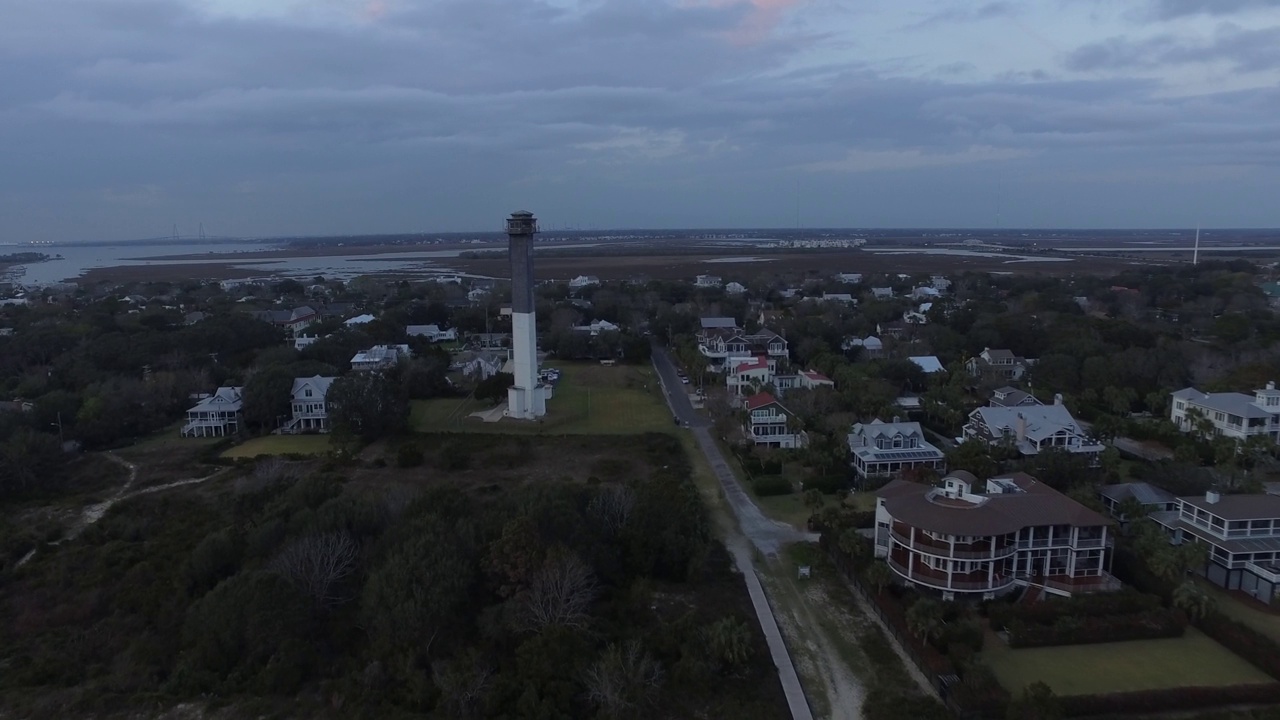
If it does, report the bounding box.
[505,211,547,419]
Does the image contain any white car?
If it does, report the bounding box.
[680,376,690,385]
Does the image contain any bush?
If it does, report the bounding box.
[803,474,851,495]
[750,475,793,497]
[1198,610,1280,680]
[1061,683,1280,717]
[989,587,1164,630]
[438,441,471,471]
[1006,607,1186,648]
[396,443,424,468]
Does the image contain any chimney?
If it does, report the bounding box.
[1054,393,1063,406]
[1016,412,1027,442]
[1269,381,1276,391]
[1205,489,1220,505]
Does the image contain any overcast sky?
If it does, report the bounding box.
[3,0,1279,241]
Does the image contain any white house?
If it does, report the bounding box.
[847,418,945,482]
[725,282,748,295]
[572,319,621,336]
[285,376,337,433]
[294,335,321,351]
[1170,383,1280,442]
[966,348,1030,381]
[468,288,490,303]
[182,386,244,438]
[351,344,412,371]
[695,274,723,288]
[930,276,951,292]
[912,286,942,300]
[252,306,318,337]
[834,273,863,284]
[744,392,805,449]
[871,287,894,300]
[344,314,376,327]
[727,356,773,396]
[1150,490,1280,605]
[963,396,1104,464]
[843,336,883,358]
[569,275,600,291]
[407,324,458,342]
[696,320,789,369]
[807,292,856,305]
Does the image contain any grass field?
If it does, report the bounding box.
[222,434,331,458]
[1199,579,1280,644]
[982,627,1272,696]
[412,362,672,435]
[126,421,225,452]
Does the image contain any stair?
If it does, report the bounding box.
[1021,584,1043,606]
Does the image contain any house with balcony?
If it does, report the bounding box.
[696,318,788,370]
[848,418,946,482]
[285,375,337,433]
[1150,490,1280,605]
[744,392,805,449]
[875,471,1118,600]
[966,348,1030,381]
[727,356,774,397]
[1097,482,1177,522]
[251,306,317,337]
[407,324,458,343]
[1169,382,1280,443]
[350,344,412,372]
[695,274,723,288]
[182,386,244,437]
[963,395,1104,465]
[568,275,600,291]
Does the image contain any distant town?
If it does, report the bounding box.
[6,221,1280,720]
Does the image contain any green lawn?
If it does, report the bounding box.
[1199,579,1280,644]
[222,434,331,458]
[982,627,1272,696]
[127,421,224,452]
[412,362,672,435]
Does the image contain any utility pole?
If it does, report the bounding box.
[52,412,64,446]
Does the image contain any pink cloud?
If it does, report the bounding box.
[682,0,805,44]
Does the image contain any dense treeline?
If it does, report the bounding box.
[0,434,787,719]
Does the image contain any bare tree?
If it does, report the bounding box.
[581,640,665,720]
[588,485,635,536]
[517,548,598,632]
[432,650,494,719]
[236,456,301,495]
[268,531,360,607]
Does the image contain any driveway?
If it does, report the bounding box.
[652,345,817,556]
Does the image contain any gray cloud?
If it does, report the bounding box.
[0,0,1279,239]
[1150,0,1280,19]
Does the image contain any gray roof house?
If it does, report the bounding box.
[847,418,945,483]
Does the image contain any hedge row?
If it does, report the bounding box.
[1007,607,1187,648]
[988,588,1163,630]
[1061,683,1280,718]
[750,475,793,497]
[1198,610,1280,681]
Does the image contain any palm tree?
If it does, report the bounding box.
[1175,541,1208,576]
[906,598,945,643]
[1116,497,1148,524]
[863,562,893,595]
[1146,547,1182,582]
[1172,580,1215,621]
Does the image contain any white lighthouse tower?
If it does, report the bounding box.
[505,210,548,419]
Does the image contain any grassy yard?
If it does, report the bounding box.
[1199,579,1280,644]
[982,627,1272,696]
[126,421,225,452]
[412,362,672,435]
[754,490,878,530]
[221,434,331,458]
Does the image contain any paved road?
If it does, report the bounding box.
[652,345,818,556]
[652,344,816,720]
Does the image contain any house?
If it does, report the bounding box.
[903,306,930,324]
[285,376,337,433]
[1169,382,1280,442]
[252,306,318,336]
[930,276,951,292]
[843,336,883,358]
[469,332,511,350]
[407,324,458,342]
[1097,482,1177,521]
[725,282,748,296]
[184,311,207,326]
[696,320,788,369]
[796,369,834,390]
[467,288,490,303]
[963,396,1104,464]
[351,344,412,371]
[0,399,34,414]
[743,392,805,449]
[1150,490,1280,605]
[870,287,894,300]
[834,273,863,284]
[847,418,946,482]
[569,275,600,291]
[294,335,320,351]
[966,348,1030,381]
[989,386,1041,408]
[912,286,942,300]
[344,313,376,327]
[909,356,945,375]
[572,319,621,336]
[700,316,738,331]
[878,320,909,339]
[695,274,723,288]
[182,386,244,438]
[459,351,505,380]
[875,471,1119,600]
[727,356,774,397]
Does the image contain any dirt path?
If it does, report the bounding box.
[15,454,227,569]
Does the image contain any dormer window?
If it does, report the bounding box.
[305,389,313,397]
[893,435,903,448]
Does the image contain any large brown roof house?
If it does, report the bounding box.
[875,471,1118,600]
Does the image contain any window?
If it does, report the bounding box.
[1215,411,1225,422]
[1175,401,1184,411]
